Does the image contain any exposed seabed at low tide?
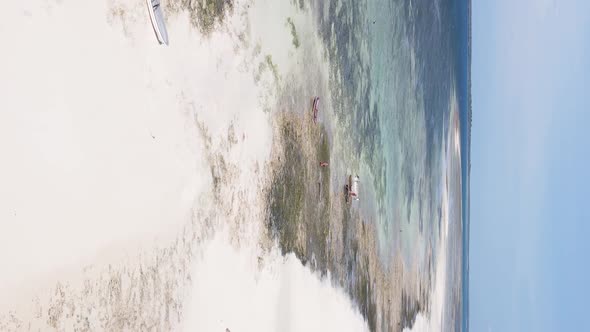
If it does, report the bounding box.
[265,110,432,331]
[0,0,453,330]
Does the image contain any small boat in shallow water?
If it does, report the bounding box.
[312,97,320,123]
[146,0,169,45]
[345,175,360,203]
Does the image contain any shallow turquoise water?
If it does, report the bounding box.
[314,0,469,330]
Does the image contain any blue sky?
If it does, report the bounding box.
[472,0,590,331]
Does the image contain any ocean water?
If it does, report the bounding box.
[313,0,470,330]
[0,0,469,330]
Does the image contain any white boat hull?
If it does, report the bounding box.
[146,0,169,45]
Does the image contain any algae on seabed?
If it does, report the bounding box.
[265,109,423,331]
[166,0,234,35]
[267,111,331,273]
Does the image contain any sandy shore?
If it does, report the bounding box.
[0,0,372,331]
[0,0,461,330]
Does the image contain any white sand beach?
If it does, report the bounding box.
[0,0,367,330]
